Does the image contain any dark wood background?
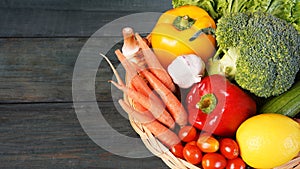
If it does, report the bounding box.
[0,1,173,168]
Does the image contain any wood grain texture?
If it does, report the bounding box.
[0,1,173,168]
[0,0,172,11]
[0,38,125,103]
[0,0,172,37]
[0,38,85,102]
[0,102,169,169]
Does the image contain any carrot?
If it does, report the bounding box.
[110,80,175,129]
[125,75,148,113]
[115,49,149,95]
[102,51,147,113]
[118,99,181,148]
[101,52,175,129]
[139,69,188,127]
[115,50,175,128]
[115,49,168,116]
[135,33,176,92]
[131,100,148,112]
[118,99,154,123]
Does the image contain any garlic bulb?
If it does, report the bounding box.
[167,54,205,89]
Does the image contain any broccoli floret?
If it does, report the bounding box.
[208,12,300,98]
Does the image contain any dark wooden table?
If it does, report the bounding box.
[0,1,173,168]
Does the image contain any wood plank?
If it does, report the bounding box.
[0,0,172,11]
[0,8,132,37]
[0,1,172,37]
[0,102,169,169]
[0,38,85,103]
[0,37,127,103]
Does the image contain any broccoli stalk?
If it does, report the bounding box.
[207,12,300,98]
[208,47,239,80]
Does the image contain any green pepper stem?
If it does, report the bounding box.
[173,15,195,31]
[179,15,189,28]
[196,93,218,114]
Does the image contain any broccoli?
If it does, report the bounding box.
[208,12,300,98]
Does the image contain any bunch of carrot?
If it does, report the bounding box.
[101,28,188,148]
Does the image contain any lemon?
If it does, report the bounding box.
[236,113,300,169]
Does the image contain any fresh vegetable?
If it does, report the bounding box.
[150,5,216,68]
[115,48,151,116]
[167,54,205,89]
[110,80,176,129]
[208,12,300,98]
[171,0,300,32]
[103,8,300,168]
[121,27,148,68]
[102,52,182,148]
[196,134,219,153]
[121,27,139,58]
[183,141,203,165]
[104,51,176,129]
[135,33,176,92]
[178,125,198,142]
[139,69,188,127]
[226,158,246,169]
[219,138,239,160]
[118,99,181,148]
[186,74,256,137]
[259,81,300,117]
[114,49,151,98]
[202,153,227,169]
[236,113,300,168]
[115,34,189,127]
[170,143,184,158]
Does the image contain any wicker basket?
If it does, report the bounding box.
[119,35,300,169]
[124,93,300,169]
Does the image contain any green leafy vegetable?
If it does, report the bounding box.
[172,0,300,32]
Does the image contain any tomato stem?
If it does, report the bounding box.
[196,93,217,114]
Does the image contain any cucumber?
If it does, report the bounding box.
[259,81,300,117]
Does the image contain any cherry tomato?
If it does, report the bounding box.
[170,143,184,159]
[186,140,197,146]
[183,141,202,165]
[197,134,219,153]
[202,153,227,169]
[178,126,198,142]
[219,138,239,159]
[226,157,246,169]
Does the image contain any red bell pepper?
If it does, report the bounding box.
[186,74,256,137]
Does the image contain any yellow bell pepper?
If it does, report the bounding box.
[151,5,216,68]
